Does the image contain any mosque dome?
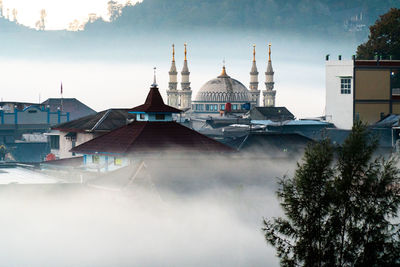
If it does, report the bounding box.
[194,67,252,103]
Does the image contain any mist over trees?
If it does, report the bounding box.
[85,0,400,38]
[263,122,400,266]
[0,0,398,60]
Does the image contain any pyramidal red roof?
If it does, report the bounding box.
[70,121,234,155]
[129,86,182,113]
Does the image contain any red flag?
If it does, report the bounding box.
[61,82,63,95]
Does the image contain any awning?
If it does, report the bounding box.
[65,132,77,139]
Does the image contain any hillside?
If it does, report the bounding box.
[84,0,400,37]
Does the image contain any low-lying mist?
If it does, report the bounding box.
[0,29,359,117]
[0,156,297,266]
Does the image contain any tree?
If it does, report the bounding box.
[357,8,400,60]
[263,121,400,266]
[35,9,46,31]
[108,1,123,22]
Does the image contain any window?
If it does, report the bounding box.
[114,157,122,166]
[232,104,238,110]
[139,114,145,120]
[214,104,218,111]
[340,78,351,94]
[205,104,210,111]
[50,135,60,149]
[391,70,400,96]
[155,114,165,120]
[71,140,76,156]
[92,155,100,164]
[220,104,225,111]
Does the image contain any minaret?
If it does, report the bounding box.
[180,43,192,109]
[166,44,179,108]
[263,43,276,107]
[249,44,260,107]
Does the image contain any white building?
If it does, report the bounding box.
[166,43,192,110]
[263,43,276,107]
[167,44,277,116]
[325,59,354,129]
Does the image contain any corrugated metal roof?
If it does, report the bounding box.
[286,120,332,125]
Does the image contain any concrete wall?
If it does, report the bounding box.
[355,70,390,100]
[325,60,354,129]
[355,103,390,124]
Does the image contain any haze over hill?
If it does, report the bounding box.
[0,0,398,118]
[85,0,400,37]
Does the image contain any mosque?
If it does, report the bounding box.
[166,43,276,116]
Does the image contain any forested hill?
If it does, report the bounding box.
[0,16,32,33]
[84,0,400,37]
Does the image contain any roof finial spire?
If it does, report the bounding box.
[220,58,228,77]
[253,44,256,62]
[172,44,175,62]
[152,67,158,87]
[268,43,272,62]
[184,43,187,61]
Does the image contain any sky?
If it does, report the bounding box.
[1,0,141,30]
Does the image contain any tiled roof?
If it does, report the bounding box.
[128,86,181,113]
[52,109,135,132]
[41,98,96,120]
[71,121,234,155]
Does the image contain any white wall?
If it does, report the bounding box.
[59,131,96,159]
[325,60,354,129]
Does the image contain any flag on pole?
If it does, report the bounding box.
[60,82,64,112]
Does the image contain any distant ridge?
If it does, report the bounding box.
[84,0,400,36]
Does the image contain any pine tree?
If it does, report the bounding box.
[263,121,400,266]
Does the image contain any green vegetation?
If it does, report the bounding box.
[263,121,400,266]
[357,8,400,59]
[86,0,400,36]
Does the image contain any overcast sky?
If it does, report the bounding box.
[1,0,141,30]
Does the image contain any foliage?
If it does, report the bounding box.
[85,0,400,36]
[263,121,400,266]
[357,8,400,59]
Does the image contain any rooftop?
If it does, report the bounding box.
[52,109,135,133]
[71,121,234,155]
[41,98,96,120]
[129,86,181,113]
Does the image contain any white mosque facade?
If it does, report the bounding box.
[167,44,276,116]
